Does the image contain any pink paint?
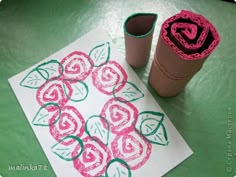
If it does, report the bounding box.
[72,136,111,177]
[171,23,198,41]
[92,61,128,95]
[161,10,220,60]
[36,78,72,112]
[101,97,138,134]
[59,51,94,82]
[111,131,152,170]
[49,106,85,146]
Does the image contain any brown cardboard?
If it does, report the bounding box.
[154,34,207,78]
[149,58,193,97]
[124,13,157,68]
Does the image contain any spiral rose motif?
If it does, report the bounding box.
[36,78,72,112]
[92,60,128,95]
[72,136,111,177]
[101,97,138,134]
[161,10,220,60]
[111,131,152,170]
[59,51,94,82]
[49,106,85,146]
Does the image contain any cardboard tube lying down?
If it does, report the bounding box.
[149,10,220,97]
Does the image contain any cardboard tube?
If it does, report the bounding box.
[149,58,192,97]
[149,10,220,97]
[124,13,157,68]
[155,35,206,78]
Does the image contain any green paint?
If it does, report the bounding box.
[105,158,131,177]
[140,118,163,136]
[37,113,49,122]
[135,111,169,146]
[63,81,89,102]
[139,111,164,121]
[74,85,83,95]
[20,59,64,89]
[116,167,121,177]
[85,115,110,146]
[36,59,64,80]
[113,81,144,102]
[89,42,110,67]
[51,135,84,161]
[20,68,48,89]
[147,123,169,146]
[95,122,103,137]
[32,103,61,126]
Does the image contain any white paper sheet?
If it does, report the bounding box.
[9,28,193,177]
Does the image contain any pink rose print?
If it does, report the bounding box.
[111,131,152,170]
[101,97,138,134]
[92,60,128,95]
[72,136,111,177]
[49,106,85,146]
[36,78,72,112]
[59,51,94,82]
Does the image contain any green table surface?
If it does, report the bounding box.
[0,0,235,177]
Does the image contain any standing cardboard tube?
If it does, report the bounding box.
[149,10,220,97]
[124,13,157,68]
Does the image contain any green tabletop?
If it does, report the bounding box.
[0,0,235,177]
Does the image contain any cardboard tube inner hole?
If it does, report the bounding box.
[125,14,157,36]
